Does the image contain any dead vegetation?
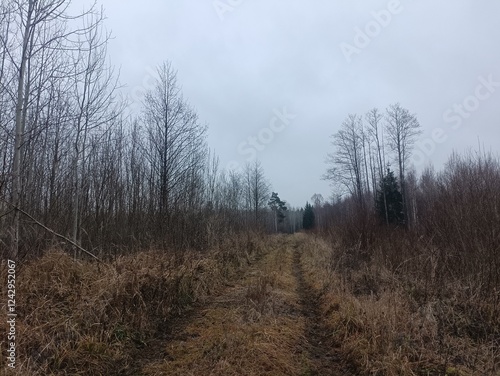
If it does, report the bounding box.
[0,233,267,375]
[298,233,500,375]
[0,233,349,376]
[306,151,500,375]
[2,229,498,375]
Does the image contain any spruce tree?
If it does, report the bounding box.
[376,168,404,225]
[303,202,315,230]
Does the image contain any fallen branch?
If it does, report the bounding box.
[0,208,14,219]
[2,198,102,263]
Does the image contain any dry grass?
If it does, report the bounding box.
[142,235,310,376]
[3,232,496,375]
[298,234,500,376]
[0,233,267,375]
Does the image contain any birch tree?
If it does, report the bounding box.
[385,103,421,226]
[7,0,96,258]
[366,108,389,224]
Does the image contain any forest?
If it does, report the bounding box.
[0,1,499,375]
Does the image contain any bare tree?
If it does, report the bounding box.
[9,0,37,259]
[324,113,374,248]
[311,193,324,228]
[7,0,99,258]
[366,108,389,224]
[0,1,13,218]
[224,170,244,215]
[385,103,421,226]
[69,8,120,252]
[244,160,270,228]
[143,61,207,245]
[324,114,367,206]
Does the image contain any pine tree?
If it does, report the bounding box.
[268,192,287,232]
[302,202,315,230]
[376,168,404,225]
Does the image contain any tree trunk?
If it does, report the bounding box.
[10,0,34,259]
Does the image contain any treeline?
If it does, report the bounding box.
[0,2,301,260]
[319,104,500,295]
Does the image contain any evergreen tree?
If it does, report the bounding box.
[268,192,287,232]
[376,168,404,225]
[302,202,315,230]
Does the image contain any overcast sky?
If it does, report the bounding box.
[73,0,500,207]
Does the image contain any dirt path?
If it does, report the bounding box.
[293,246,354,376]
[131,236,351,375]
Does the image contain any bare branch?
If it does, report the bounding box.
[1,197,102,262]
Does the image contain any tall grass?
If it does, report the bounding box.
[300,234,500,375]
[0,232,266,375]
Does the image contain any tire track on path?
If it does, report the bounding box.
[134,237,305,375]
[293,245,354,376]
[129,236,355,375]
